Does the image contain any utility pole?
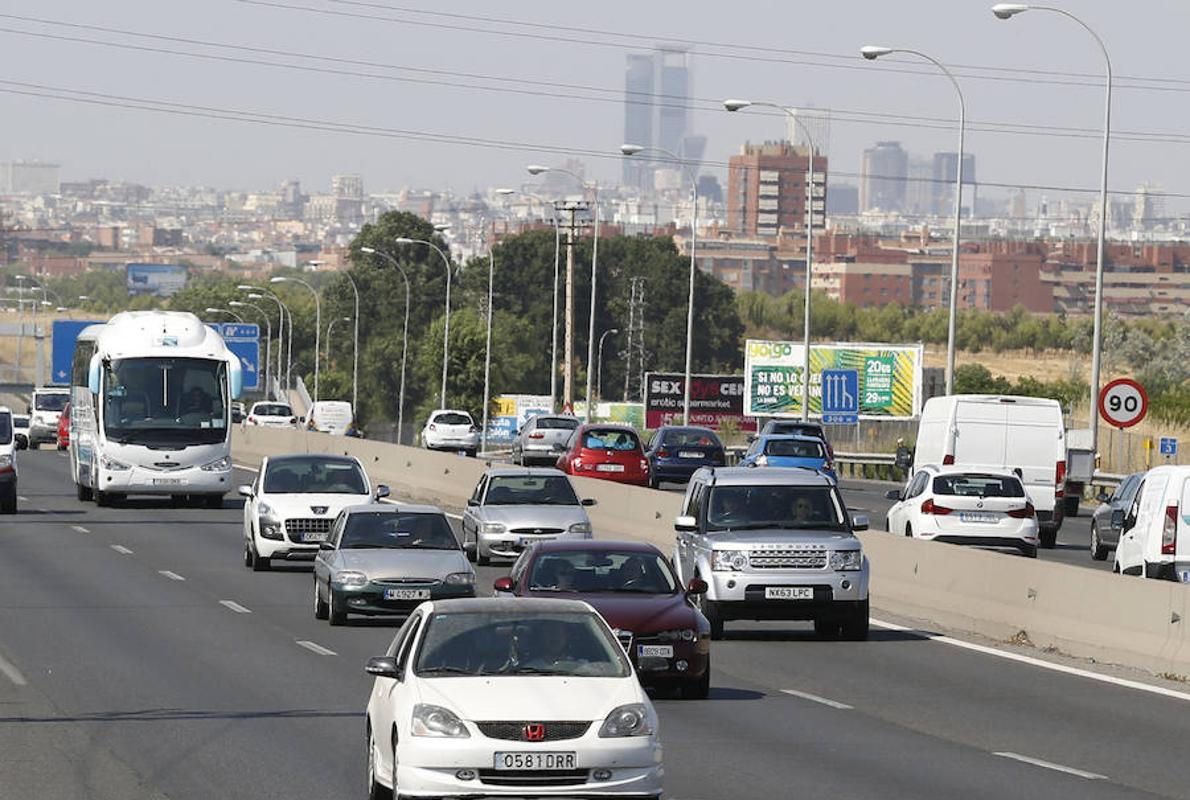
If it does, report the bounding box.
[557,201,588,413]
[623,276,647,401]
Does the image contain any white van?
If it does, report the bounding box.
[913,394,1066,547]
[307,400,353,436]
[1114,465,1190,581]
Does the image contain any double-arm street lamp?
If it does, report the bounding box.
[359,247,412,441]
[205,307,244,323]
[271,276,321,403]
[394,237,453,409]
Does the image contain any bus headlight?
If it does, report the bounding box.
[100,455,131,471]
[201,456,231,472]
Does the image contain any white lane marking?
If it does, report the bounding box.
[158,570,186,581]
[71,525,89,534]
[37,508,49,513]
[872,618,1190,704]
[993,752,1107,780]
[110,544,133,555]
[233,463,259,473]
[780,688,853,710]
[0,650,28,686]
[17,495,27,502]
[219,600,252,614]
[296,640,338,656]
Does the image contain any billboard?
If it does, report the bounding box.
[486,394,552,444]
[127,263,188,297]
[573,401,645,429]
[743,340,923,419]
[644,372,756,432]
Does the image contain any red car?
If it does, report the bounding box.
[494,539,711,698]
[555,424,650,486]
[56,402,71,451]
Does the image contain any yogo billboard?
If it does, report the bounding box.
[743,340,923,419]
[644,373,756,432]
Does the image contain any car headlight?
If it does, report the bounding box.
[480,522,506,534]
[333,570,368,588]
[411,704,470,738]
[100,454,131,471]
[598,703,655,738]
[712,549,749,571]
[200,456,231,472]
[568,521,592,535]
[654,628,696,642]
[257,504,283,540]
[443,571,474,586]
[830,550,863,571]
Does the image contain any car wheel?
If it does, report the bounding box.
[904,523,913,538]
[1038,527,1057,549]
[328,584,347,625]
[366,723,393,800]
[0,489,16,515]
[464,533,477,564]
[95,489,111,507]
[204,494,224,509]
[251,548,271,572]
[476,543,490,567]
[1021,544,1038,559]
[76,482,92,502]
[313,578,329,620]
[648,473,659,490]
[243,542,253,569]
[813,617,841,639]
[1090,524,1109,561]
[840,599,870,641]
[695,586,724,641]
[680,665,711,700]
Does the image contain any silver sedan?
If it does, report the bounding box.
[511,414,579,466]
[460,467,595,565]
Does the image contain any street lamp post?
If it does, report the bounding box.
[271,276,321,403]
[326,315,352,364]
[481,249,495,456]
[240,285,290,398]
[205,307,245,323]
[359,247,412,443]
[597,328,619,402]
[337,273,361,415]
[724,99,822,420]
[395,237,453,409]
[858,47,965,396]
[991,1,1112,460]
[229,300,271,394]
[620,144,700,424]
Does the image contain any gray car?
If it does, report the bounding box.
[511,415,580,466]
[461,467,595,565]
[1090,471,1144,561]
[312,504,475,625]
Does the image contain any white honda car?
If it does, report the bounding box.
[421,409,480,458]
[239,454,387,570]
[885,465,1040,558]
[364,597,664,800]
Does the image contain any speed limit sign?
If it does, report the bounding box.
[1099,378,1148,429]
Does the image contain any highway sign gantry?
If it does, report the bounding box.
[1098,377,1148,429]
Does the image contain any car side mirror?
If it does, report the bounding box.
[884,489,901,501]
[675,515,697,533]
[364,656,401,680]
[1096,489,1110,503]
[319,541,335,551]
[237,484,254,498]
[467,498,479,507]
[851,513,870,532]
[375,485,390,500]
[493,576,514,593]
[1111,508,1125,531]
[686,577,708,595]
[581,498,597,507]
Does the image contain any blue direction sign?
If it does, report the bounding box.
[1160,437,1179,457]
[220,323,260,391]
[50,320,104,386]
[821,368,859,425]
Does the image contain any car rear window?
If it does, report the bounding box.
[434,412,472,426]
[764,439,824,458]
[933,474,1025,498]
[253,404,293,416]
[582,429,640,451]
[663,429,721,448]
[768,422,823,438]
[534,417,578,431]
[0,414,10,443]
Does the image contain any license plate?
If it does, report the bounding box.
[520,537,556,547]
[494,752,576,771]
[152,478,184,485]
[637,644,673,658]
[958,512,999,524]
[679,451,702,459]
[383,588,430,600]
[302,530,329,543]
[596,463,625,472]
[765,586,814,600]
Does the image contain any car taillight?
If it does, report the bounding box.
[640,459,649,472]
[712,450,725,465]
[429,423,437,431]
[942,454,955,465]
[1162,504,1178,555]
[470,425,480,433]
[657,448,670,458]
[289,417,297,424]
[572,457,583,471]
[921,498,953,515]
[1055,460,1066,499]
[1007,502,1035,519]
[248,416,256,424]
[529,432,544,439]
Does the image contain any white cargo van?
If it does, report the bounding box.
[1114,465,1190,581]
[913,394,1066,547]
[307,400,353,436]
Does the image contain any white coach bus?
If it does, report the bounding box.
[69,311,243,507]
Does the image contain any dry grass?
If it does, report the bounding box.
[924,345,1090,383]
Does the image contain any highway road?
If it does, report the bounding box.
[0,450,1174,800]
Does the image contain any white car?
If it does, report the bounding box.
[885,465,1039,558]
[1114,465,1190,580]
[421,409,479,457]
[364,597,664,800]
[239,454,388,570]
[246,401,299,428]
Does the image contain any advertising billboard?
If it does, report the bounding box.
[127,263,188,297]
[644,372,756,432]
[487,394,552,444]
[743,340,923,419]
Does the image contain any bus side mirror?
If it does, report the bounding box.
[87,354,102,395]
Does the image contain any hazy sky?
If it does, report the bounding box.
[2,0,1188,213]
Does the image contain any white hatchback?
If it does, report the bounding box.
[364,597,664,800]
[246,401,298,428]
[421,409,479,457]
[885,465,1039,558]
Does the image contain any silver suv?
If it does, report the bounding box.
[672,466,870,641]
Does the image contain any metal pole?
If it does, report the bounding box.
[563,206,577,412]
[551,213,561,413]
[803,140,815,420]
[684,179,697,424]
[585,185,599,416]
[597,328,618,401]
[344,273,360,414]
[481,250,495,455]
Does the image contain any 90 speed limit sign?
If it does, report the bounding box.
[1098,378,1148,429]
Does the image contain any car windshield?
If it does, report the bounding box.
[415,609,630,678]
[764,439,825,458]
[339,512,458,550]
[264,458,368,494]
[434,412,472,426]
[102,357,227,446]
[0,414,10,444]
[582,429,640,451]
[35,393,69,412]
[253,403,293,417]
[534,417,578,431]
[663,429,720,448]
[767,422,822,438]
[933,474,1025,498]
[706,485,847,531]
[485,475,579,506]
[14,417,29,429]
[527,550,677,594]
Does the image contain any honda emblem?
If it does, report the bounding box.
[523,723,546,742]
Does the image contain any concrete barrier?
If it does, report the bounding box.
[233,426,1190,677]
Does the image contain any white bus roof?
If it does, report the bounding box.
[81,311,233,360]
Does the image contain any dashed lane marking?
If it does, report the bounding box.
[993,752,1107,780]
[71,525,89,534]
[0,650,27,686]
[219,600,251,614]
[296,640,337,656]
[780,688,853,710]
[110,544,133,555]
[158,570,186,581]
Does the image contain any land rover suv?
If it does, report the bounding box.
[672,466,870,640]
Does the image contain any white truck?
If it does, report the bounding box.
[913,394,1067,548]
[27,386,70,448]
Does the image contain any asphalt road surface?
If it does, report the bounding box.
[0,450,1172,800]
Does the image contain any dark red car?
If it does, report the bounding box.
[555,424,650,486]
[494,539,711,698]
[57,402,71,451]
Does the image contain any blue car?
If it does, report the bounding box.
[739,434,837,484]
[644,426,726,488]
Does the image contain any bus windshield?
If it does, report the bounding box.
[103,357,228,446]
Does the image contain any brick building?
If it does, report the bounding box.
[727,141,826,237]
